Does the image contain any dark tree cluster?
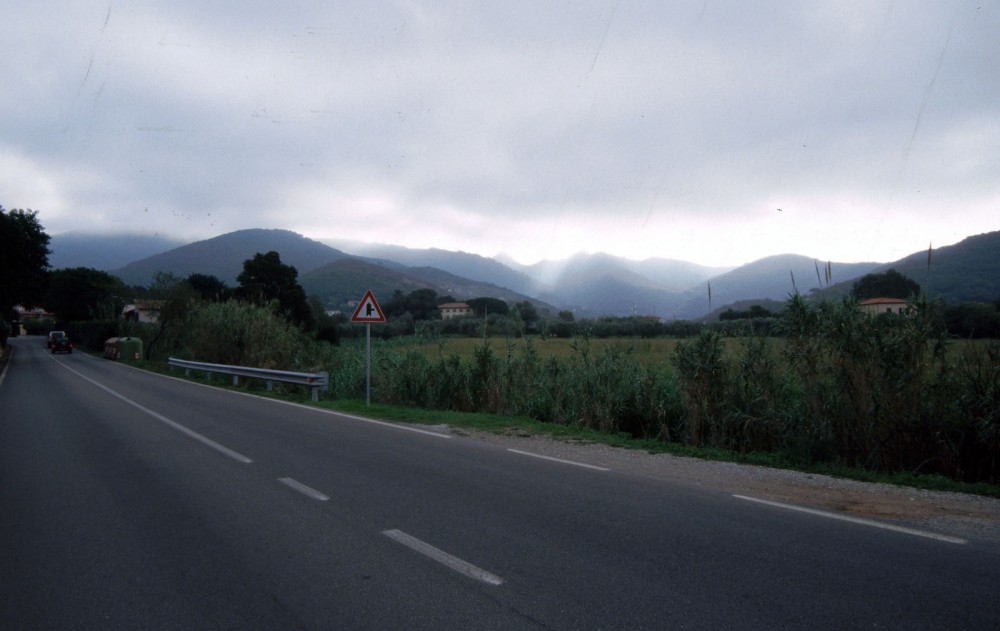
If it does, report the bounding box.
[45,267,127,322]
[235,251,314,329]
[0,206,50,319]
[465,297,509,317]
[851,269,921,300]
[718,305,776,321]
[943,301,1000,339]
[187,273,231,302]
[384,288,454,321]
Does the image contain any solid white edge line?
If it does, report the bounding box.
[131,365,453,440]
[508,448,610,471]
[733,495,968,545]
[0,345,11,389]
[318,409,453,439]
[278,477,330,501]
[382,529,504,586]
[52,359,253,464]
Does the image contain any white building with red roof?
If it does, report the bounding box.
[859,297,910,316]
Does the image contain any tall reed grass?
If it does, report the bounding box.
[333,296,998,484]
[135,295,998,484]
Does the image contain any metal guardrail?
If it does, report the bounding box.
[168,357,329,401]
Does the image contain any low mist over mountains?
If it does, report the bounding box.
[48,228,1000,319]
[48,232,186,271]
[675,255,882,318]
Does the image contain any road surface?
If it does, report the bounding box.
[1,336,997,629]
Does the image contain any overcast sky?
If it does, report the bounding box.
[3,1,998,267]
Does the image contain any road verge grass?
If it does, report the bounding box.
[319,399,999,498]
[119,356,1000,499]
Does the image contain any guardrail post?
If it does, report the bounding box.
[314,371,329,402]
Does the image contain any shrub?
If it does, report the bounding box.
[65,320,121,352]
[954,341,1000,484]
[181,301,313,370]
[672,330,731,447]
[781,295,966,476]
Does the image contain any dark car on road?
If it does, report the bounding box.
[48,330,73,354]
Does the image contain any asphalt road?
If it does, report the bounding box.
[2,336,998,629]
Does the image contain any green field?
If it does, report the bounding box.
[379,334,990,366]
[373,335,990,367]
[383,335,686,367]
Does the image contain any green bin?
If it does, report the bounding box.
[118,337,143,360]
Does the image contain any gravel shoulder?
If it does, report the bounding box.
[453,427,1000,545]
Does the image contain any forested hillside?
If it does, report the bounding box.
[113,229,348,286]
[884,231,1000,303]
[298,258,434,308]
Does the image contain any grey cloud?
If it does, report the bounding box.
[1,1,997,262]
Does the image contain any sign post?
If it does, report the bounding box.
[350,289,386,405]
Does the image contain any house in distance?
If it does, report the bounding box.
[438,302,473,320]
[859,297,910,316]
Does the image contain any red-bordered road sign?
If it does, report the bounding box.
[351,289,386,323]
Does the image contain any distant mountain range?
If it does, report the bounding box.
[877,231,1000,303]
[47,228,1000,319]
[325,239,544,297]
[48,231,186,271]
[110,229,350,286]
[673,254,882,318]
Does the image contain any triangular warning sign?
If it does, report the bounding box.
[351,289,386,323]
